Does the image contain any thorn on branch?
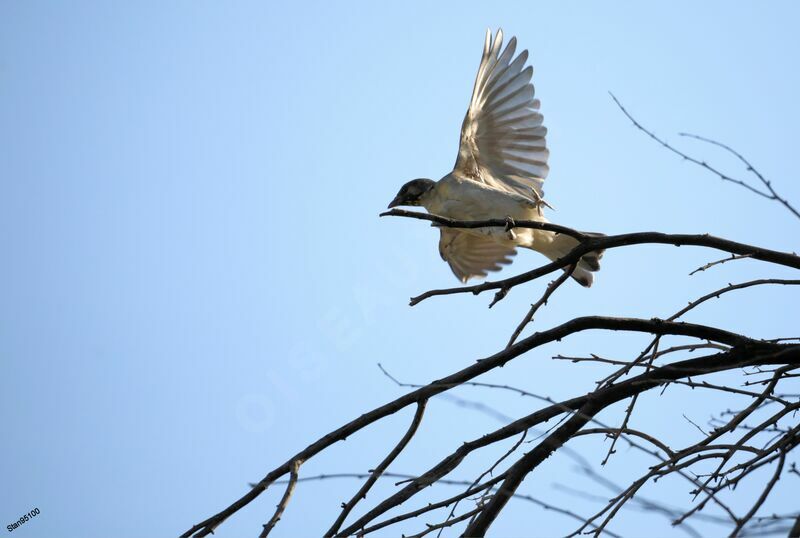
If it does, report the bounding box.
[489,288,509,308]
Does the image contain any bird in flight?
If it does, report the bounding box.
[388,29,603,287]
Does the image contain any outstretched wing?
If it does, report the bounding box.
[453,29,549,202]
[439,229,516,283]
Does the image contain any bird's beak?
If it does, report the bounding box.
[387,195,403,209]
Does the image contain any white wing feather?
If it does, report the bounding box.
[438,229,516,283]
[453,29,549,202]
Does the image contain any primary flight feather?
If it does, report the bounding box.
[388,29,603,286]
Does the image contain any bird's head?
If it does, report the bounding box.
[387,178,435,208]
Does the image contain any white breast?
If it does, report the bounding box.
[422,174,551,248]
[424,174,542,221]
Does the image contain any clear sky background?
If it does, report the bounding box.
[2,2,799,537]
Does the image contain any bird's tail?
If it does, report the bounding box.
[532,231,605,287]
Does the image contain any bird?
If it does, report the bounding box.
[387,29,604,287]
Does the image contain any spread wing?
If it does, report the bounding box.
[453,29,549,202]
[439,229,516,283]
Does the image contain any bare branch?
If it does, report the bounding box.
[463,400,604,536]
[259,459,301,538]
[326,401,427,536]
[690,254,753,275]
[789,514,800,538]
[183,213,800,538]
[183,320,798,538]
[405,507,482,538]
[339,346,800,536]
[574,427,675,458]
[669,279,800,321]
[610,93,800,220]
[507,265,575,348]
[679,132,800,220]
[380,208,586,240]
[401,227,800,306]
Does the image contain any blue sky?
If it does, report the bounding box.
[1,2,799,537]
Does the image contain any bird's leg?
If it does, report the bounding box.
[504,216,517,240]
[530,191,554,216]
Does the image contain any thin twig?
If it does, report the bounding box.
[730,452,786,537]
[506,265,575,348]
[259,459,301,538]
[437,431,528,537]
[689,254,753,275]
[326,401,428,536]
[405,507,482,538]
[611,93,800,220]
[679,132,800,220]
[602,339,661,465]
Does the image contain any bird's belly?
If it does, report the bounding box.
[424,183,548,246]
[426,185,540,222]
